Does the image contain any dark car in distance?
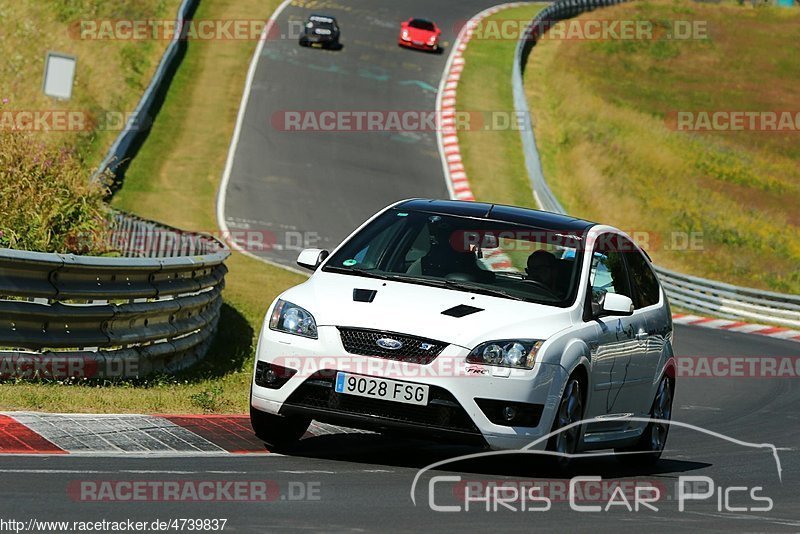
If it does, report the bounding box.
[299,14,340,49]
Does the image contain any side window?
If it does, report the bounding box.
[625,247,661,308]
[588,235,631,308]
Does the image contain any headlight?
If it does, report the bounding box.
[428,36,436,44]
[269,299,318,339]
[402,30,410,40]
[466,340,543,369]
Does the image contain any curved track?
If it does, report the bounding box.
[2,1,796,531]
[222,0,502,266]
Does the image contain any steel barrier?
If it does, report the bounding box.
[0,211,229,379]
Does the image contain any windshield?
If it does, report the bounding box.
[409,19,435,31]
[307,21,335,32]
[323,209,584,306]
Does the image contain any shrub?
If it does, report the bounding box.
[0,130,113,254]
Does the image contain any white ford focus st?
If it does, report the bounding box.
[250,199,676,463]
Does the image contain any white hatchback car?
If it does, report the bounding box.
[251,199,676,463]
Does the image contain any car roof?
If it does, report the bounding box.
[394,199,596,234]
[308,14,336,23]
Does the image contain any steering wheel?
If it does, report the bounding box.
[523,278,559,299]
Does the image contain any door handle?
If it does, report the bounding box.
[635,332,648,341]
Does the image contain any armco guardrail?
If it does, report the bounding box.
[0,212,229,379]
[92,0,200,184]
[513,0,800,328]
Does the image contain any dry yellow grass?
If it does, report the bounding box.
[525,0,800,292]
[0,0,180,164]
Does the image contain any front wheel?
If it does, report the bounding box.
[250,406,310,450]
[547,377,584,467]
[616,375,673,465]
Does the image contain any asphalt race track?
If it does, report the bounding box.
[222,0,504,266]
[1,325,798,530]
[2,1,796,532]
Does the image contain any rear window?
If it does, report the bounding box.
[409,19,435,31]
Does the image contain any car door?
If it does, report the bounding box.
[584,236,650,430]
[620,241,667,417]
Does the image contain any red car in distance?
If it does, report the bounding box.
[398,18,441,52]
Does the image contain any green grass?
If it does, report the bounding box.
[0,0,180,166]
[456,4,546,207]
[525,0,800,292]
[0,0,305,413]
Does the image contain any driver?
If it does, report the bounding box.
[525,250,560,293]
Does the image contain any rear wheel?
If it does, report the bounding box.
[547,377,584,466]
[615,375,673,465]
[250,406,310,450]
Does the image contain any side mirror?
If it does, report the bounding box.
[296,248,329,271]
[599,293,634,317]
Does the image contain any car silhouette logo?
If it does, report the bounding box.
[376,337,403,350]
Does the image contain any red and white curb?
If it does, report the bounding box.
[437,2,527,204]
[437,3,527,273]
[0,412,362,455]
[672,314,800,343]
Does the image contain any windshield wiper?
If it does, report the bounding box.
[386,275,527,301]
[441,280,526,301]
[324,266,392,280]
[325,267,526,301]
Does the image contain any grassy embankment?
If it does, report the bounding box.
[0,0,180,163]
[526,0,800,292]
[460,0,800,293]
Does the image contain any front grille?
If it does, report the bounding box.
[284,371,479,434]
[338,327,446,365]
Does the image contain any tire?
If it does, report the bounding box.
[250,406,310,450]
[547,376,584,467]
[615,375,673,466]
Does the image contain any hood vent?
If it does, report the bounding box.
[441,304,484,318]
[353,288,377,303]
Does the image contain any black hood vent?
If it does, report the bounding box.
[441,305,483,318]
[353,288,377,303]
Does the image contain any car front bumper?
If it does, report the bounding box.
[398,38,438,51]
[250,325,568,450]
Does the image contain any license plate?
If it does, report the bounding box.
[312,43,322,48]
[335,372,429,406]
